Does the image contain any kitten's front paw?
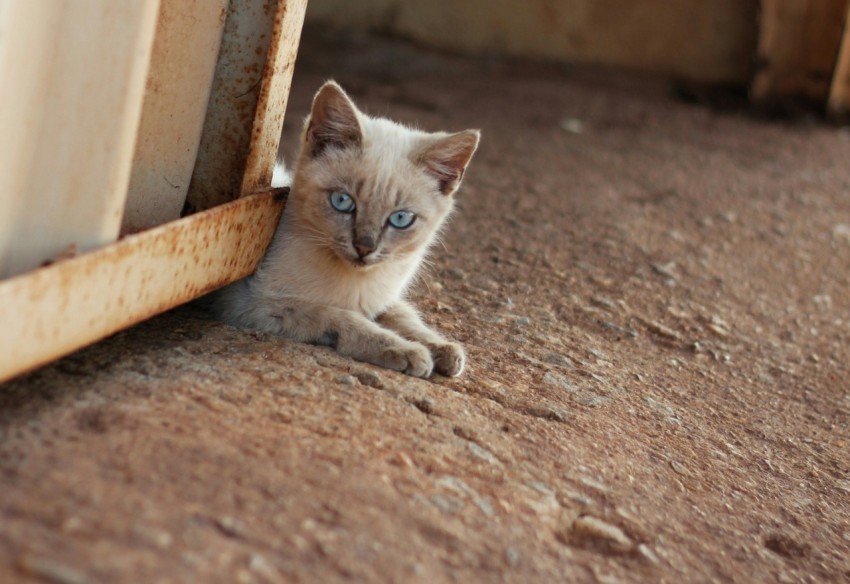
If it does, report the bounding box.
[431,342,466,377]
[377,342,434,378]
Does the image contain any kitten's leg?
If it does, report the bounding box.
[377,300,465,377]
[253,297,434,378]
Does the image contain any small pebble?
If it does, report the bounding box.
[572,516,634,552]
[566,491,593,506]
[591,295,618,310]
[526,404,569,423]
[335,374,356,386]
[543,353,574,368]
[637,544,661,565]
[833,223,850,244]
[214,516,247,538]
[651,262,678,280]
[504,547,521,567]
[707,317,730,337]
[578,394,608,407]
[578,476,610,494]
[354,370,384,389]
[644,396,676,417]
[669,460,689,476]
[61,517,84,533]
[431,495,464,514]
[543,371,578,392]
[18,557,91,584]
[447,267,467,280]
[587,347,609,360]
[132,524,173,549]
[646,321,679,340]
[249,554,278,580]
[559,118,584,134]
[467,441,500,465]
[314,356,335,368]
[602,321,639,338]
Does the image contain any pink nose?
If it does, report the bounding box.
[354,236,376,258]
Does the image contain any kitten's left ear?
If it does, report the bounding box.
[417,129,480,195]
[305,81,362,158]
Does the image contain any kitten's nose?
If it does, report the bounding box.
[354,235,376,258]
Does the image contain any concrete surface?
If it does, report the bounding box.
[1,30,849,583]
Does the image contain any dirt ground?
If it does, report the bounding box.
[2,29,850,584]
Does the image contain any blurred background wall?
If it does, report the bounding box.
[305,0,760,84]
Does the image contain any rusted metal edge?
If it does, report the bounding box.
[240,0,308,195]
[0,190,285,384]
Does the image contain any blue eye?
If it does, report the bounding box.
[329,191,355,213]
[388,210,416,229]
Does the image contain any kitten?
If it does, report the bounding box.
[213,81,479,377]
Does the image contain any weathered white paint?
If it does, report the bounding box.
[0,0,161,278]
[123,0,230,234]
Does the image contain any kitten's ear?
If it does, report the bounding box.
[417,129,480,195]
[305,81,362,158]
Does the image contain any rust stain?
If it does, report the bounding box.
[187,0,306,209]
[0,193,285,384]
[239,0,307,196]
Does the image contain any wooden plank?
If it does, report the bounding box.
[828,6,850,115]
[0,191,286,385]
[123,0,229,234]
[0,0,161,278]
[240,0,308,195]
[752,0,850,104]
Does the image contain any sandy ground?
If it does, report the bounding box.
[2,29,850,584]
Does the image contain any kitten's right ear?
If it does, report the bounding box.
[305,81,362,158]
[417,129,480,196]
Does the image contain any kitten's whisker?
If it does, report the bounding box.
[296,226,332,241]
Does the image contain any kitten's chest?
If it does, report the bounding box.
[265,243,419,317]
[332,270,409,316]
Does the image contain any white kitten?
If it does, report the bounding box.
[213,81,479,377]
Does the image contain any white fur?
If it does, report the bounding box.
[271,162,291,188]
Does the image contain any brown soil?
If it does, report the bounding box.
[2,30,849,584]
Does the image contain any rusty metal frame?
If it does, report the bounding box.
[240,0,306,195]
[0,0,307,384]
[0,193,284,383]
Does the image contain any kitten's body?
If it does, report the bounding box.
[213,82,479,377]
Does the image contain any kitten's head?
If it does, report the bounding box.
[290,81,479,270]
